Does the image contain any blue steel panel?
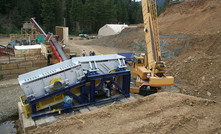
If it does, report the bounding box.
[87,70,130,81]
[118,53,136,61]
[90,80,96,103]
[28,80,87,105]
[66,91,83,103]
[30,70,131,120]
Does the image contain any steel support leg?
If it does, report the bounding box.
[123,74,131,97]
[90,80,96,103]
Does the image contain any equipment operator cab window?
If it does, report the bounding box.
[136,58,144,66]
[133,57,144,68]
[138,59,143,64]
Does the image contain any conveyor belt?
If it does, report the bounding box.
[49,39,68,62]
[30,18,47,37]
[51,39,68,61]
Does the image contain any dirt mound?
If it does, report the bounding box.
[85,27,146,53]
[85,28,188,58]
[159,0,221,35]
[167,33,221,102]
[28,92,221,134]
[157,0,221,102]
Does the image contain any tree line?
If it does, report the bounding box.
[0,0,143,35]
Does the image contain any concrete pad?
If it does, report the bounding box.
[21,113,36,132]
[18,102,24,121]
[18,102,36,132]
[88,106,98,111]
[120,98,130,103]
[128,96,136,101]
[35,118,46,127]
[35,116,57,127]
[45,116,57,125]
[79,108,90,113]
[69,111,75,116]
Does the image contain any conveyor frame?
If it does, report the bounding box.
[28,70,130,120]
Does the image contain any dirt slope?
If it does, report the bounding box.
[28,92,221,134]
[159,0,221,102]
[167,33,221,102]
[85,27,146,52]
[159,0,221,35]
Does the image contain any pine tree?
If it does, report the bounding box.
[71,0,83,34]
[18,0,33,21]
[12,7,22,28]
[32,0,42,25]
[41,0,56,33]
[136,5,143,23]
[104,0,117,24]
[54,0,63,27]
[94,0,105,31]
[64,0,72,28]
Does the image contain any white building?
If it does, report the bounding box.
[98,24,128,37]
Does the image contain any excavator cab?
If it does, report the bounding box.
[132,56,144,69]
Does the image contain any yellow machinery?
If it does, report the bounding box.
[131,0,174,95]
[20,79,101,115]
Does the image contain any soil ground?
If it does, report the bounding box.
[67,39,131,56]
[1,0,221,133]
[28,92,221,134]
[158,0,221,35]
[0,79,22,123]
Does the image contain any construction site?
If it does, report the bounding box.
[0,0,221,133]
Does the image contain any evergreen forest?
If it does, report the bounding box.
[0,0,144,34]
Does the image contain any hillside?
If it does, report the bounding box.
[85,0,221,102]
[159,0,221,101]
[85,26,145,52]
[159,0,221,35]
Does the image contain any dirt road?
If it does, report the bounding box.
[28,92,221,134]
[0,82,23,123]
[68,39,132,56]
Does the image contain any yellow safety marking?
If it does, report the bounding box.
[51,109,61,114]
[50,78,62,90]
[51,109,56,113]
[73,116,85,124]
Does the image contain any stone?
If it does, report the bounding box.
[1,64,18,70]
[128,96,136,101]
[21,114,36,132]
[207,91,211,97]
[88,106,98,111]
[18,62,32,68]
[79,108,89,113]
[45,116,57,125]
[35,116,57,127]
[120,98,130,103]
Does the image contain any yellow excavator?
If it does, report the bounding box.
[130,0,174,95]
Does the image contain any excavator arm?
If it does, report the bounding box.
[131,0,174,95]
[142,0,162,70]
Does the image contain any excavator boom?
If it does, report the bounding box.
[130,0,174,95]
[141,0,162,68]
